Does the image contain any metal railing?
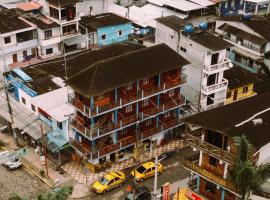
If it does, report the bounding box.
[203,58,231,72]
[69,76,186,118]
[201,78,228,94]
[70,96,185,140]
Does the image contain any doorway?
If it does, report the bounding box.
[12,54,18,63]
[233,90,238,101]
[211,53,219,65]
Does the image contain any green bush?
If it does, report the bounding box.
[39,170,45,177]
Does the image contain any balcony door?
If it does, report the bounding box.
[211,53,219,65]
[207,73,217,86]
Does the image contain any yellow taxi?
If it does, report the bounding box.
[131,161,163,182]
[91,171,126,193]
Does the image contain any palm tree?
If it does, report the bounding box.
[9,186,73,200]
[229,135,270,200]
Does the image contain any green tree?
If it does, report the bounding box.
[230,135,270,200]
[9,186,73,200]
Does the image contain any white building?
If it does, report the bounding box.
[0,9,38,78]
[215,15,270,76]
[155,15,233,111]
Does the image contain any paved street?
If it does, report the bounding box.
[0,165,49,200]
[81,147,195,200]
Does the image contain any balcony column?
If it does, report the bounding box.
[114,88,118,103]
[221,189,225,200]
[90,97,94,110]
[196,176,200,193]
[113,131,118,143]
[136,80,140,94]
[223,162,229,179]
[199,151,203,167]
[255,3,258,15]
[58,7,61,21]
[267,3,270,13]
[114,110,118,124]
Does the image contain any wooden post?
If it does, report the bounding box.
[40,124,49,177]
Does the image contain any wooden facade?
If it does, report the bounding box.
[69,67,186,168]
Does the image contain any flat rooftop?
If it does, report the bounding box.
[80,13,131,32]
[186,31,233,51]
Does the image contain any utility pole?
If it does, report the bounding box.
[0,36,18,146]
[40,124,49,177]
[153,155,166,197]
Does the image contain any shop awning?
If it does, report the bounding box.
[45,132,69,153]
[0,91,51,140]
[64,35,86,46]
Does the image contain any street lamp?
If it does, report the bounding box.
[153,154,166,196]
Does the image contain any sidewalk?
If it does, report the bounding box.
[62,139,185,186]
[0,133,89,199]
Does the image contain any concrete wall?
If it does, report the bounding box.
[77,0,109,16]
[155,21,179,52]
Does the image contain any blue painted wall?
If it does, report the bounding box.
[97,23,133,47]
[220,0,244,16]
[229,51,258,73]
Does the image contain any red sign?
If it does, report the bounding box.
[162,182,170,200]
[186,190,204,200]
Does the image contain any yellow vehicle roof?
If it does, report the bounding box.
[104,171,123,181]
[142,161,155,169]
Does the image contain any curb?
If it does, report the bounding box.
[1,146,54,189]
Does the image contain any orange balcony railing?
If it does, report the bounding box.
[99,143,120,157]
[120,136,136,148]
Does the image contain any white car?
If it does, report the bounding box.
[0,151,22,170]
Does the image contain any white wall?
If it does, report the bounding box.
[18,88,38,115]
[257,143,270,165]
[76,0,108,16]
[155,22,179,52]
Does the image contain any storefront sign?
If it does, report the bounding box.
[186,189,205,200]
[162,182,170,200]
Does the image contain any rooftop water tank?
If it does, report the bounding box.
[199,22,208,30]
[184,24,193,33]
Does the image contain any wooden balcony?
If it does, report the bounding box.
[183,159,238,194]
[70,139,90,156]
[99,143,120,157]
[120,136,136,148]
[69,96,84,113]
[185,133,234,164]
[141,117,183,139]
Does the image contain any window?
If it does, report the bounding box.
[21,97,26,105]
[46,48,53,55]
[142,99,149,107]
[57,121,63,130]
[4,37,11,44]
[126,104,133,113]
[180,47,186,52]
[146,119,152,126]
[168,90,175,97]
[142,79,149,85]
[209,156,217,166]
[126,83,133,91]
[101,34,106,40]
[205,182,216,194]
[226,91,231,98]
[31,104,36,112]
[44,29,52,39]
[243,86,248,93]
[145,168,151,173]
[23,50,27,58]
[118,30,123,36]
[164,111,170,118]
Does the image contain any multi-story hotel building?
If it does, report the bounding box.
[66,43,189,172]
[183,92,270,200]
